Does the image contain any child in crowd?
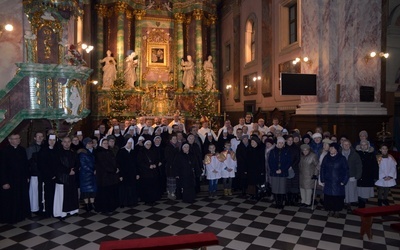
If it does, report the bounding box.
[375,144,397,206]
[220,142,237,196]
[204,144,223,198]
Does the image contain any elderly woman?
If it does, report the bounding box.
[94,138,120,214]
[78,137,97,212]
[269,137,292,208]
[355,140,379,208]
[298,144,319,207]
[137,140,161,206]
[320,143,349,217]
[341,139,362,212]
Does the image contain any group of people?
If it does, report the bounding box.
[0,113,398,224]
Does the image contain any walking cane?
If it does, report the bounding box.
[311,179,317,211]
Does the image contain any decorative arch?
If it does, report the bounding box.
[245,13,257,64]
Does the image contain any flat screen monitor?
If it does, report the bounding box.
[280,73,317,95]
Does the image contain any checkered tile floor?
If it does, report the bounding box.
[1,186,399,250]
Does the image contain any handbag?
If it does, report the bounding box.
[287,167,295,179]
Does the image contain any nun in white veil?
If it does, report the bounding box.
[116,138,139,207]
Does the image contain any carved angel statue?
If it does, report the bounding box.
[164,2,172,12]
[145,0,155,10]
[41,11,55,21]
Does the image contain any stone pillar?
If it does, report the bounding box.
[95,4,107,83]
[174,13,185,91]
[193,9,203,85]
[134,9,146,88]
[209,14,218,89]
[115,1,127,78]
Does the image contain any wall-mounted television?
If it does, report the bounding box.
[280,73,317,95]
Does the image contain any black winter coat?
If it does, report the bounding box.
[356,149,379,187]
[247,144,266,185]
[320,153,349,196]
[95,147,119,187]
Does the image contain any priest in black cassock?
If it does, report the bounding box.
[53,137,79,219]
[0,133,30,224]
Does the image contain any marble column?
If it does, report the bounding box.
[209,14,218,89]
[193,9,203,86]
[95,4,107,83]
[115,1,127,78]
[174,13,185,91]
[134,10,146,88]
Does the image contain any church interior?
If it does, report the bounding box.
[1,0,400,249]
[0,0,399,145]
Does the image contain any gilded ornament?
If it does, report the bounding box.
[193,9,203,20]
[95,4,108,17]
[134,9,146,20]
[114,1,128,14]
[174,13,185,23]
[209,14,217,24]
[126,10,133,19]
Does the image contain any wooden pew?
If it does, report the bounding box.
[99,232,219,250]
[353,204,400,240]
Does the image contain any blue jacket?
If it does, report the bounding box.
[310,141,323,159]
[320,153,349,196]
[78,148,97,193]
[268,147,292,177]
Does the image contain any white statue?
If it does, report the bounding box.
[24,31,37,63]
[181,55,195,90]
[203,55,215,90]
[41,12,55,21]
[100,50,117,90]
[124,51,138,89]
[69,86,82,116]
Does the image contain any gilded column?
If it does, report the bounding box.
[95,4,108,83]
[126,10,133,51]
[134,10,146,88]
[193,9,203,86]
[115,1,128,77]
[209,14,218,89]
[174,13,185,91]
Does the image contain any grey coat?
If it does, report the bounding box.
[299,151,319,189]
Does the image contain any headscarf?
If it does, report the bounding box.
[123,138,134,152]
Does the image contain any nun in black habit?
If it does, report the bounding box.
[116,138,139,207]
[174,143,201,203]
[94,138,120,213]
[137,140,161,206]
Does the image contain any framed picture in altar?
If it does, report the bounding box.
[147,43,168,68]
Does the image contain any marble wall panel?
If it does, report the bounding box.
[301,0,382,104]
[0,0,23,90]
